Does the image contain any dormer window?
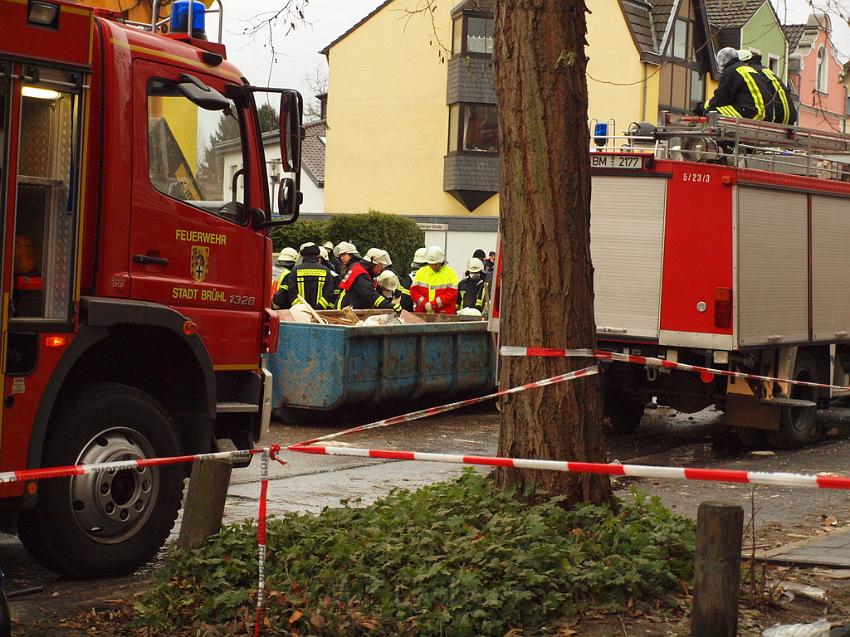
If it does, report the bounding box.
[451,13,494,56]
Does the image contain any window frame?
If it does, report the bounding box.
[145,77,252,226]
[767,54,780,75]
[816,46,828,93]
[447,102,499,156]
[452,11,494,58]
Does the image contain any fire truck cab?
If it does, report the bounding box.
[590,114,850,449]
[0,0,301,576]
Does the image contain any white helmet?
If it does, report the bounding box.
[413,247,427,264]
[375,270,399,291]
[457,307,482,317]
[424,245,445,264]
[319,245,329,260]
[334,241,358,257]
[466,257,484,273]
[716,46,738,72]
[736,49,753,62]
[323,241,334,251]
[277,247,298,263]
[368,249,392,266]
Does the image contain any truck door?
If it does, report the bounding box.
[130,61,266,367]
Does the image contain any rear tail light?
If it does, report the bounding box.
[715,287,732,329]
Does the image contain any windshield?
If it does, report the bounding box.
[147,79,247,223]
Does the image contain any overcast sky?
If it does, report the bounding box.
[215,0,850,112]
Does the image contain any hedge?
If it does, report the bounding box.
[271,212,425,274]
[324,211,425,274]
[270,220,329,253]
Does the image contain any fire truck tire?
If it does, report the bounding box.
[604,393,645,435]
[766,354,820,450]
[17,383,183,578]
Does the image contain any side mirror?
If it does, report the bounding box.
[176,74,230,111]
[276,89,304,223]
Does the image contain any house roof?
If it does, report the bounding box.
[703,0,767,29]
[651,0,677,49]
[321,0,393,56]
[451,0,494,17]
[301,120,326,187]
[620,0,658,58]
[783,23,806,53]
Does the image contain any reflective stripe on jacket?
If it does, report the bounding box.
[458,277,487,311]
[410,264,459,314]
[704,61,772,121]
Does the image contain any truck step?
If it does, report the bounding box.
[216,402,260,414]
[759,398,817,408]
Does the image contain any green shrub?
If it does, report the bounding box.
[325,211,425,273]
[133,472,694,636]
[271,220,329,252]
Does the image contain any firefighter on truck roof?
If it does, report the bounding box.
[700,47,774,121]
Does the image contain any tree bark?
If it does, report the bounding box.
[492,0,611,505]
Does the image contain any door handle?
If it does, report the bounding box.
[133,254,169,266]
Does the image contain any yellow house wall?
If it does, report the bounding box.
[325,0,658,217]
[324,0,497,217]
[586,0,651,133]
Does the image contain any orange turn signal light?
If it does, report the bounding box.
[182,320,198,336]
[44,335,67,348]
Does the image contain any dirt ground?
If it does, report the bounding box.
[7,402,850,635]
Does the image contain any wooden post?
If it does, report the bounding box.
[691,501,744,637]
[177,458,233,550]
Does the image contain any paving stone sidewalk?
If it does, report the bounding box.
[756,528,850,568]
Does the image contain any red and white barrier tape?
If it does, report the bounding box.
[295,364,600,447]
[0,446,277,485]
[254,448,270,637]
[500,346,850,392]
[287,444,850,491]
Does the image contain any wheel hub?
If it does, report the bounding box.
[69,428,160,544]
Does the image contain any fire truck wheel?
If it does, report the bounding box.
[604,393,645,435]
[17,383,183,578]
[766,354,820,450]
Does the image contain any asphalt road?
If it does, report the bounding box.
[6,400,850,634]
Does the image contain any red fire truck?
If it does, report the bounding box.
[0,0,301,576]
[589,115,850,448]
[493,114,850,450]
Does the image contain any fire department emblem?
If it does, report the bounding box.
[191,246,209,282]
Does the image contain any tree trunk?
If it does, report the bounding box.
[492,0,611,505]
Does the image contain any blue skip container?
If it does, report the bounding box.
[268,315,495,411]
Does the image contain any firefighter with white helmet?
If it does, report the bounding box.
[401,247,427,289]
[320,241,340,274]
[411,245,459,314]
[376,270,413,311]
[333,241,359,277]
[458,257,488,313]
[337,246,400,312]
[273,243,336,310]
[273,246,299,296]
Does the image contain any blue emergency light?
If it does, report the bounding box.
[593,122,608,148]
[170,1,206,37]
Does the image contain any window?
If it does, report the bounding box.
[817,46,828,93]
[690,70,704,104]
[768,54,780,75]
[452,15,463,55]
[672,18,688,59]
[147,80,248,223]
[466,16,494,54]
[448,104,498,154]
